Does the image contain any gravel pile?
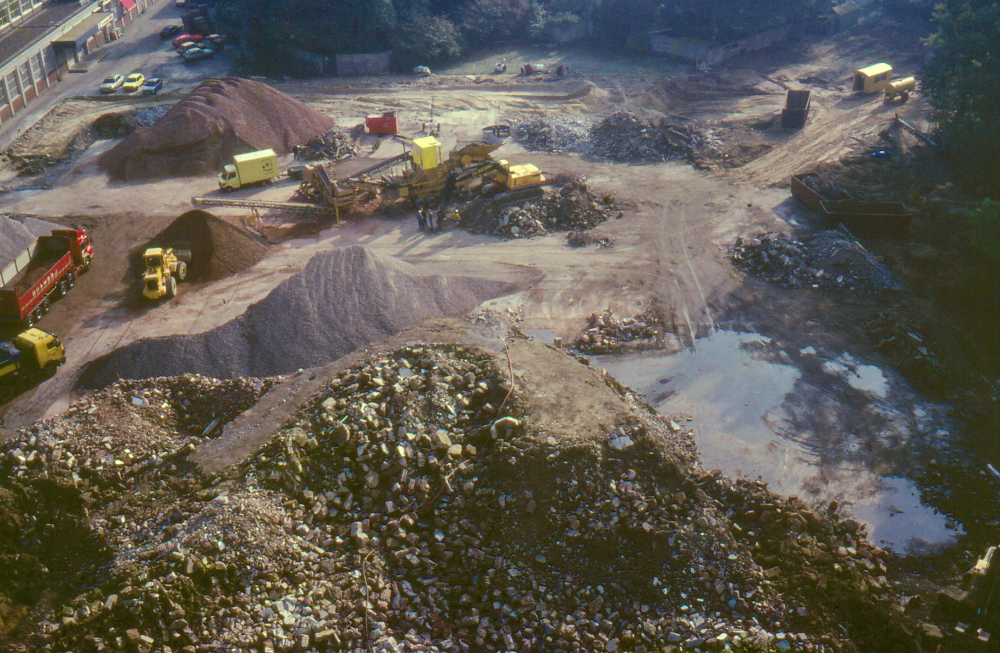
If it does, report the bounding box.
[99,78,336,181]
[573,309,664,354]
[91,107,174,140]
[460,176,621,240]
[137,210,267,283]
[0,214,36,266]
[510,117,591,154]
[732,231,906,292]
[82,246,517,386]
[590,112,704,163]
[0,344,923,653]
[293,129,357,162]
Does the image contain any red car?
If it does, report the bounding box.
[171,33,203,48]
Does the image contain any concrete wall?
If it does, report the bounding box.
[335,50,393,76]
[651,23,794,66]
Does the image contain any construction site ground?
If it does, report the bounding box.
[0,9,995,653]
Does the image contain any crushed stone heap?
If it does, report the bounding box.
[98,77,336,181]
[1,343,921,653]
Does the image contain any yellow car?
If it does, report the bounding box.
[122,73,145,92]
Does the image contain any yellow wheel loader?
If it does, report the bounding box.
[142,247,192,300]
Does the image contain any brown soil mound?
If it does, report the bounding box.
[99,77,336,181]
[128,209,267,284]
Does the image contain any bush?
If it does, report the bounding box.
[393,15,463,70]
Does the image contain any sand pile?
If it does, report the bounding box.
[0,215,64,265]
[99,77,336,181]
[132,210,267,283]
[83,246,517,386]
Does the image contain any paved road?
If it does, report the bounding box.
[0,0,227,151]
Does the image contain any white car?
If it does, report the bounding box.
[99,75,124,93]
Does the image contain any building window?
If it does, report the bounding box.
[7,0,20,21]
[0,80,8,108]
[0,6,9,26]
[41,48,53,73]
[18,62,30,87]
[17,0,30,15]
[29,53,41,80]
[6,72,19,96]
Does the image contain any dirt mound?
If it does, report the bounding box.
[83,246,518,386]
[0,215,36,265]
[459,175,622,239]
[590,111,706,163]
[732,231,907,292]
[1,343,925,653]
[131,209,267,284]
[98,77,336,181]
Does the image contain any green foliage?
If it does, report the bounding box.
[457,0,537,45]
[922,0,1000,194]
[967,199,1000,265]
[393,14,463,68]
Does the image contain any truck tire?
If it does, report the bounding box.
[82,257,92,273]
[425,194,439,209]
[175,261,188,282]
[900,91,909,102]
[223,186,234,193]
[66,271,76,289]
[42,361,58,379]
[39,298,50,315]
[57,279,68,297]
[166,276,177,298]
[25,311,36,328]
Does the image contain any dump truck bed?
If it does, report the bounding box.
[819,200,911,238]
[791,172,854,212]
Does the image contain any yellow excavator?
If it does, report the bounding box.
[141,247,191,300]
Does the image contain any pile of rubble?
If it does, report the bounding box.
[460,176,622,240]
[0,344,930,653]
[572,309,663,354]
[510,117,590,154]
[566,230,614,248]
[293,129,357,162]
[731,231,906,292]
[589,112,705,163]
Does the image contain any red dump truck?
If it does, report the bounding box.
[0,229,94,327]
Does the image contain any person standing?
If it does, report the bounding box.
[424,207,436,232]
[416,208,426,232]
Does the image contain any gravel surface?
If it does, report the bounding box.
[82,246,518,386]
[99,78,336,181]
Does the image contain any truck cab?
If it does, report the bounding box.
[1,328,65,399]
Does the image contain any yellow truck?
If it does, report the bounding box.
[0,328,65,401]
[142,247,191,300]
[219,149,279,192]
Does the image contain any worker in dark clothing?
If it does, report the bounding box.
[416,208,426,232]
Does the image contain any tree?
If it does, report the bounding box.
[393,15,463,68]
[922,0,1000,195]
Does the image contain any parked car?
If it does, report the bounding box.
[182,47,215,63]
[141,78,164,95]
[122,73,145,92]
[159,25,183,39]
[99,75,124,93]
[171,33,202,48]
[176,41,200,55]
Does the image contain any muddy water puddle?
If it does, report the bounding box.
[596,330,962,554]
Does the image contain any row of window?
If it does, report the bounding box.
[0,48,65,109]
[0,0,45,28]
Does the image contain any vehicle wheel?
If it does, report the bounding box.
[223,186,234,193]
[25,311,36,328]
[900,91,909,102]
[166,276,177,298]
[40,298,51,315]
[175,261,188,282]
[66,272,76,289]
[412,197,426,209]
[42,362,58,379]
[82,257,92,273]
[424,194,439,209]
[57,279,68,297]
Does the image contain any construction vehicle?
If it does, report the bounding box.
[141,247,191,300]
[853,63,893,94]
[218,149,279,192]
[0,229,94,327]
[0,328,66,401]
[884,76,916,102]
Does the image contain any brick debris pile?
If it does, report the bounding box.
[732,231,906,292]
[1,345,928,653]
[565,230,614,248]
[459,175,622,239]
[589,112,706,163]
[99,77,336,181]
[573,309,664,354]
[510,117,591,154]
